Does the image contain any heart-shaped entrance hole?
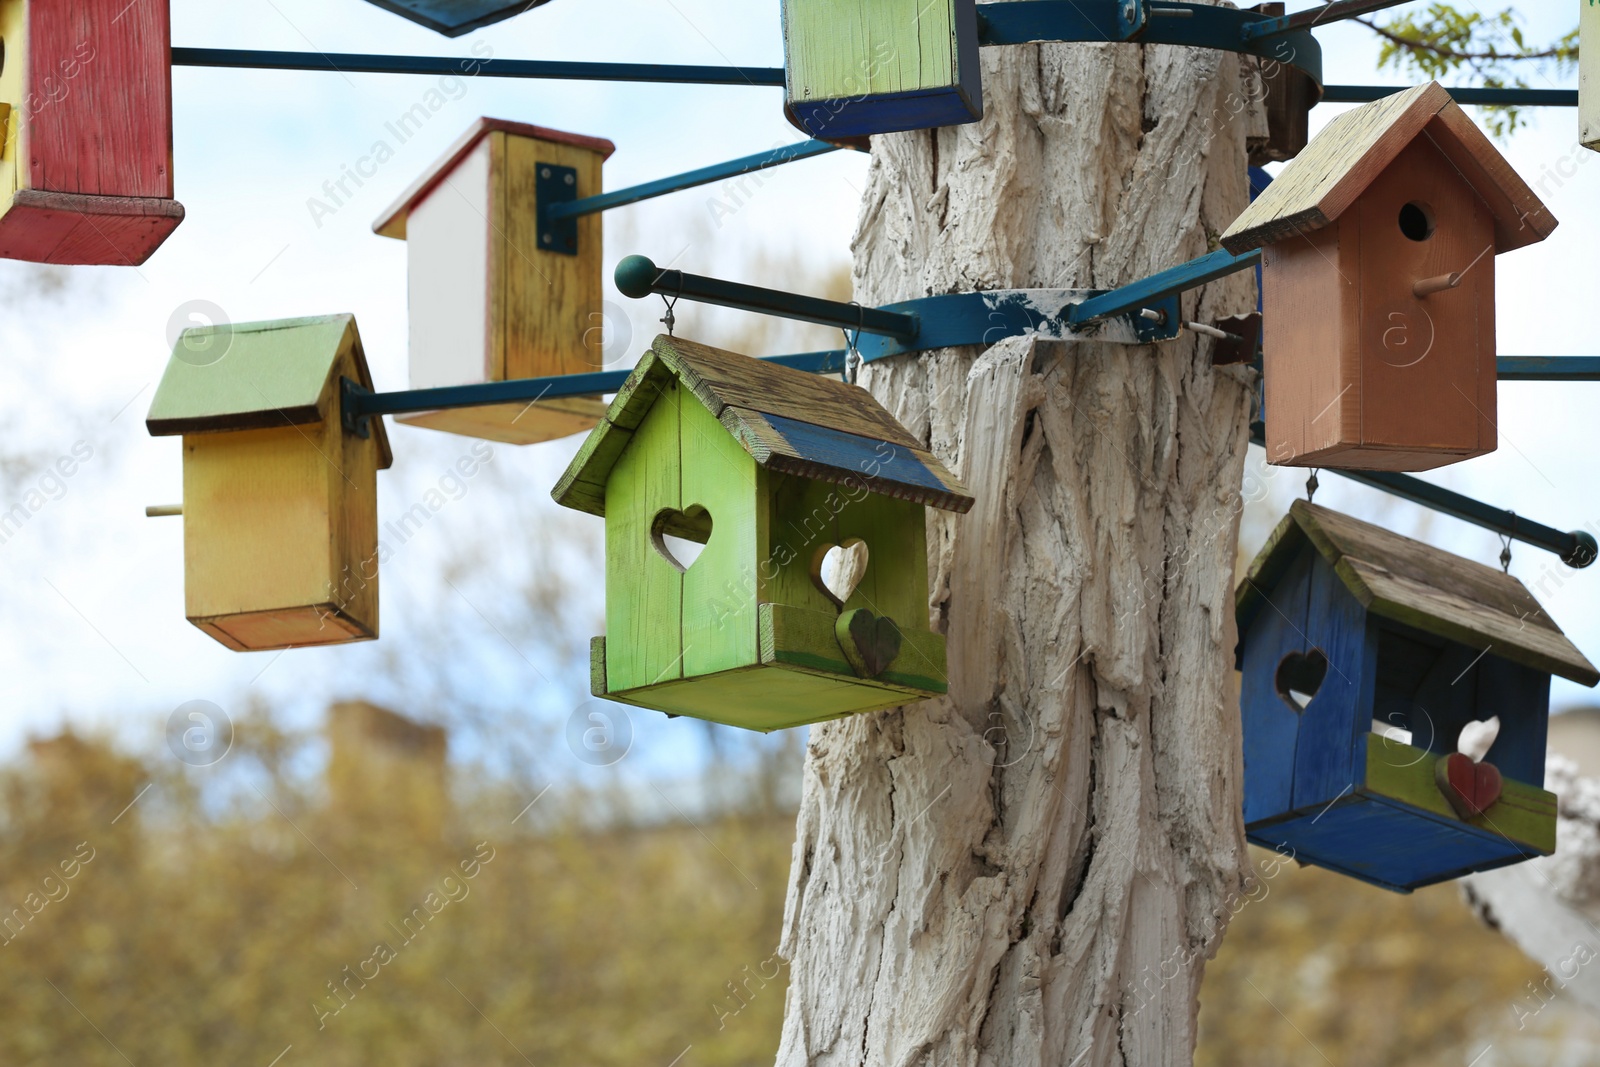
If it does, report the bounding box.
[1456,716,1501,764]
[651,505,713,572]
[1275,649,1328,713]
[812,539,869,609]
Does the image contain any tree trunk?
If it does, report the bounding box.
[777,21,1265,1067]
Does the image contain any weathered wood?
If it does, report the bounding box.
[0,0,183,264]
[1244,500,1600,686]
[777,26,1262,1065]
[1222,82,1553,254]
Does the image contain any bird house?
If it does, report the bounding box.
[0,0,184,264]
[1236,501,1599,893]
[359,0,550,37]
[1584,0,1600,152]
[374,118,615,445]
[780,0,983,139]
[1245,4,1319,166]
[146,315,393,652]
[552,335,974,732]
[1221,81,1556,472]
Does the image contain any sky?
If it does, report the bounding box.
[0,1,1593,778]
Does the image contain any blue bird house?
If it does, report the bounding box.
[1237,502,1599,893]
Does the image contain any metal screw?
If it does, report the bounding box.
[540,167,551,179]
[564,173,575,186]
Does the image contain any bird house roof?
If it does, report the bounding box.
[145,314,393,468]
[553,334,974,516]
[359,0,552,38]
[1237,501,1598,687]
[1221,81,1555,255]
[373,117,617,239]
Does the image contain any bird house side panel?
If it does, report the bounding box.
[1290,556,1379,812]
[405,135,494,389]
[680,392,760,679]
[604,382,686,693]
[182,426,340,624]
[1475,655,1550,787]
[1583,0,1600,152]
[501,133,606,381]
[332,374,382,639]
[761,471,930,629]
[1354,136,1496,463]
[1240,551,1314,825]
[24,0,173,198]
[0,0,26,206]
[1261,222,1355,466]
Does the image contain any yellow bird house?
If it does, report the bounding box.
[146,315,393,652]
[374,117,617,445]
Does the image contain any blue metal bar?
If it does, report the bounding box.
[1498,357,1600,381]
[614,255,920,340]
[169,47,786,86]
[547,141,843,221]
[1323,84,1577,107]
[1240,0,1412,40]
[1248,433,1596,567]
[1067,248,1261,325]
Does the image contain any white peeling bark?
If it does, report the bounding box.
[1462,756,1600,1019]
[777,18,1264,1067]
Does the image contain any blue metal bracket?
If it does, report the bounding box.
[1068,247,1262,326]
[1239,0,1412,41]
[546,140,843,223]
[1323,85,1578,107]
[975,1,1324,88]
[1498,357,1600,381]
[535,164,579,257]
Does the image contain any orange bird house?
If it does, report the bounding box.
[1222,82,1555,473]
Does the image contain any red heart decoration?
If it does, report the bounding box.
[1435,753,1503,820]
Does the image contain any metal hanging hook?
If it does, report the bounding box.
[1305,468,1320,504]
[1500,515,1515,573]
[843,302,865,385]
[659,278,682,337]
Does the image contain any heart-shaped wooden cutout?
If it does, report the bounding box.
[835,608,902,678]
[1274,649,1328,713]
[1435,752,1503,820]
[813,539,869,608]
[651,505,713,572]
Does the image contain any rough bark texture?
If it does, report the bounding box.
[777,23,1266,1067]
[1463,756,1600,1018]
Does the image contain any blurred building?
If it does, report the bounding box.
[1549,707,1600,779]
[325,701,448,842]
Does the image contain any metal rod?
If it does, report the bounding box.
[548,141,842,221]
[1498,357,1600,382]
[1329,469,1596,568]
[342,352,850,422]
[1241,0,1414,39]
[145,504,183,518]
[1067,247,1261,325]
[170,47,786,87]
[1323,84,1577,107]
[1248,433,1596,567]
[613,256,920,340]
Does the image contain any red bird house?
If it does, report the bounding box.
[0,0,184,265]
[1221,81,1555,472]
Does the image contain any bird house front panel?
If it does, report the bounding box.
[782,0,982,139]
[182,417,380,652]
[0,0,183,264]
[1260,223,1353,467]
[1352,133,1496,466]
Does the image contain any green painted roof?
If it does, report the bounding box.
[146,314,391,466]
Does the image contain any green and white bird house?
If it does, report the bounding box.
[553,335,974,732]
[781,0,983,139]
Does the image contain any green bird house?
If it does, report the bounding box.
[781,0,983,139]
[553,335,973,731]
[146,315,392,652]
